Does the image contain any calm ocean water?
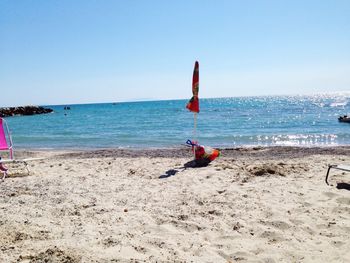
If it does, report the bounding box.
[4,94,350,149]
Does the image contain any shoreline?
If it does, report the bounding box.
[14,145,350,159]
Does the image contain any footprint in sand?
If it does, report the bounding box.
[332,206,350,213]
[336,197,350,205]
[331,240,346,248]
[259,230,285,243]
[17,247,81,263]
[323,191,339,199]
[170,220,204,232]
[266,220,291,230]
[229,251,250,262]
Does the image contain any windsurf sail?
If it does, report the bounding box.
[186,61,199,113]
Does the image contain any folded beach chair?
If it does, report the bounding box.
[325,164,350,185]
[0,117,13,179]
[0,117,13,159]
[0,117,42,180]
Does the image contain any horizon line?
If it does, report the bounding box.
[1,90,350,108]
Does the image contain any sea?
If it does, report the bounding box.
[4,94,350,149]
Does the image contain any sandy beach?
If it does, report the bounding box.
[0,146,349,262]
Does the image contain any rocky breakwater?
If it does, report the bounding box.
[0,106,53,117]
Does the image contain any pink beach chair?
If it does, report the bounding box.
[0,118,13,179]
[0,118,14,159]
[0,117,43,180]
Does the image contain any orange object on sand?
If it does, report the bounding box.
[194,145,220,161]
[187,140,220,162]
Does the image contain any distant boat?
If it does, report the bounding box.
[338,115,350,123]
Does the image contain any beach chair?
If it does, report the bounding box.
[0,118,13,179]
[0,117,42,180]
[325,164,350,185]
[0,118,13,158]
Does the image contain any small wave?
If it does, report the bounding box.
[330,101,348,107]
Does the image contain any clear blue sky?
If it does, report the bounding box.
[1,0,349,106]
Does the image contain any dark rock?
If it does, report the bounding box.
[0,106,53,117]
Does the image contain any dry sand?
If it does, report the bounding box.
[0,147,349,262]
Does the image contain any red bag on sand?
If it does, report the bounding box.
[194,145,220,161]
[186,140,220,162]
